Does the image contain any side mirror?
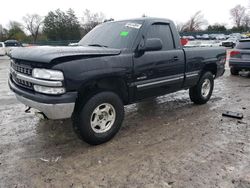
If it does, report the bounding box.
[139,38,163,52]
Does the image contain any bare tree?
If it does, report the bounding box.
[175,22,185,32]
[81,9,105,35]
[23,14,43,42]
[242,15,250,28]
[181,11,207,32]
[230,5,246,28]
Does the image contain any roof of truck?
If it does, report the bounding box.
[112,17,173,24]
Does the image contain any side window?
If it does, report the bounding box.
[146,23,175,50]
[0,43,2,47]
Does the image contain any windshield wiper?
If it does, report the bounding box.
[88,44,108,48]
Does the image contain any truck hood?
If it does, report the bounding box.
[10,46,121,63]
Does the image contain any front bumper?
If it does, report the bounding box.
[16,94,75,119]
[9,79,77,119]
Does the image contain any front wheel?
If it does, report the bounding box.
[73,91,124,145]
[189,72,214,105]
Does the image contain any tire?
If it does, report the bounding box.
[189,72,214,105]
[230,67,239,75]
[73,91,124,145]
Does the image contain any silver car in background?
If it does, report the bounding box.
[229,39,250,75]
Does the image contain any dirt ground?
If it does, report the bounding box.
[0,55,250,188]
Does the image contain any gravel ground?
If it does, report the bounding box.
[0,55,250,188]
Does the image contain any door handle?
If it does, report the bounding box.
[173,56,179,61]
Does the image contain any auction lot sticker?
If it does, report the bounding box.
[125,23,142,29]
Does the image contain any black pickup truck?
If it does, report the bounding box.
[9,18,226,145]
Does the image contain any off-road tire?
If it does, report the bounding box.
[73,91,124,145]
[189,72,214,105]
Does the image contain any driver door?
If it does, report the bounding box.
[133,23,185,100]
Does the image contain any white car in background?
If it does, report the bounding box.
[216,34,226,40]
[184,40,202,48]
[201,34,210,40]
[0,42,6,56]
[200,40,222,47]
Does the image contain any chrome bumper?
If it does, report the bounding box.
[15,94,75,120]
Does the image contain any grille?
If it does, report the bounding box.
[11,60,32,75]
[10,60,33,90]
[11,75,33,89]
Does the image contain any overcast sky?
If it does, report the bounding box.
[0,0,249,28]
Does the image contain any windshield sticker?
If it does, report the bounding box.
[120,31,129,37]
[125,23,142,29]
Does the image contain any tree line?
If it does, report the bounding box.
[0,4,249,43]
[0,9,106,43]
[177,4,250,33]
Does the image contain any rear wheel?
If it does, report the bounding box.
[230,67,239,75]
[73,91,124,145]
[189,72,214,105]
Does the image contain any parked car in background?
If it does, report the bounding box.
[245,33,250,38]
[4,40,22,56]
[200,40,221,47]
[0,42,6,56]
[221,37,239,48]
[216,34,226,40]
[209,34,217,40]
[184,40,202,47]
[201,34,210,40]
[229,39,250,75]
[230,33,241,39]
[195,35,202,39]
[182,36,195,40]
[241,34,248,39]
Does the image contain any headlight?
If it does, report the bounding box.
[32,68,64,81]
[34,85,66,95]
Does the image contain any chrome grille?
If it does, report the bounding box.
[12,76,33,89]
[11,60,32,75]
[10,59,33,90]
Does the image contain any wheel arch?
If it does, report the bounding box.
[202,63,217,76]
[73,76,129,115]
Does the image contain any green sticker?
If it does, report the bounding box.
[120,31,129,37]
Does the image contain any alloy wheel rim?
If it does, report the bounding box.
[90,103,116,133]
[201,79,211,98]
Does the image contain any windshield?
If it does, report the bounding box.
[236,41,250,49]
[79,20,143,49]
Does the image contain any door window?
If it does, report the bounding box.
[146,23,175,50]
